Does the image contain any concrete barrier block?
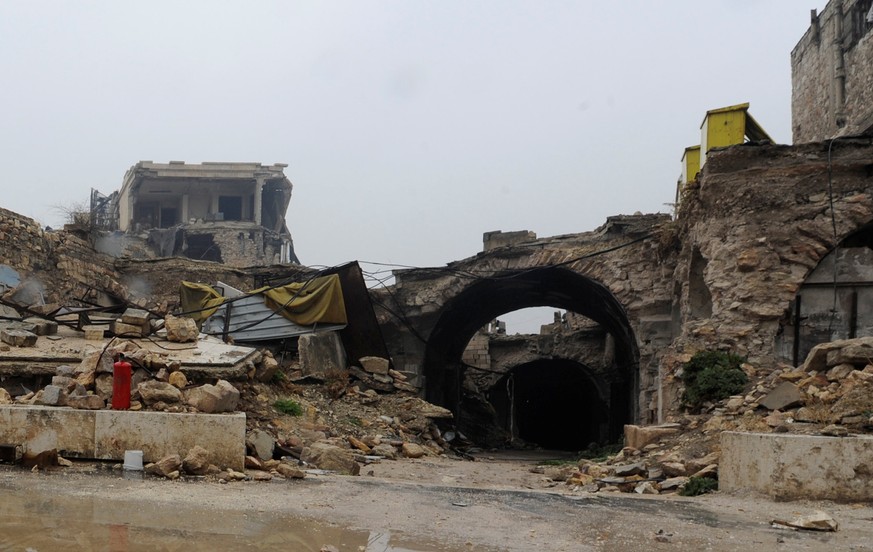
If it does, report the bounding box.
[0,405,97,455]
[95,410,246,470]
[720,431,873,501]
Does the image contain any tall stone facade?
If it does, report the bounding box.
[792,0,873,142]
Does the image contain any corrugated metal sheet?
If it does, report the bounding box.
[202,285,345,342]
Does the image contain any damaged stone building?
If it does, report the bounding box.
[372,0,873,451]
[0,0,871,460]
[91,161,299,267]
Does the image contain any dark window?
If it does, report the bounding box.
[159,207,177,228]
[185,234,222,263]
[218,196,243,221]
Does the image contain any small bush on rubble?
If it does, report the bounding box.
[679,476,718,496]
[273,398,303,416]
[681,351,748,411]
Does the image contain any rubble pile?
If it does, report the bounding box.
[238,373,454,476]
[346,356,419,394]
[531,337,873,497]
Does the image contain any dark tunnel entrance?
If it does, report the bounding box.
[489,359,607,451]
[422,267,639,449]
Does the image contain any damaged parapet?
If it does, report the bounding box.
[93,161,299,267]
[483,230,536,252]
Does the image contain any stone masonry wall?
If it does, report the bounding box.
[0,207,54,276]
[792,0,873,142]
[663,139,873,415]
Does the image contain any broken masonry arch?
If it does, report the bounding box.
[422,266,639,447]
[781,222,873,366]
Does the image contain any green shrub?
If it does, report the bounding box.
[271,370,286,383]
[273,398,303,416]
[681,351,748,411]
[679,476,718,496]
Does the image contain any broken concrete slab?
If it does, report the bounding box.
[1,329,37,347]
[758,381,804,410]
[298,332,347,377]
[23,317,57,336]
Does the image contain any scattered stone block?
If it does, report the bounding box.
[145,454,182,478]
[826,363,856,381]
[370,443,397,459]
[624,424,680,450]
[613,462,646,477]
[347,436,371,453]
[184,380,239,413]
[300,442,360,475]
[94,374,112,401]
[275,463,305,479]
[82,325,105,341]
[168,371,188,389]
[23,317,57,336]
[820,424,849,437]
[401,442,426,459]
[66,394,105,410]
[393,381,418,393]
[182,445,211,475]
[1,329,37,347]
[137,381,183,405]
[359,356,390,375]
[246,429,274,461]
[39,385,67,406]
[659,476,689,490]
[111,320,144,338]
[255,352,279,382]
[773,511,839,532]
[759,381,804,411]
[121,308,151,331]
[164,315,199,343]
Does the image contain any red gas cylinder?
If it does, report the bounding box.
[112,356,132,410]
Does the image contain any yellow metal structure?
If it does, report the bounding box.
[675,102,772,213]
[681,145,701,184]
[699,102,772,169]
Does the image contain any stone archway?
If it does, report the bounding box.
[422,266,639,447]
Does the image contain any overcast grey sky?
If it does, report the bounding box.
[1,1,825,276]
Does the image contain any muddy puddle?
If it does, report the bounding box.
[0,482,476,552]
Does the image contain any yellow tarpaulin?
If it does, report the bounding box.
[257,275,347,326]
[179,274,347,327]
[179,281,228,324]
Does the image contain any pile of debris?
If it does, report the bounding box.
[529,337,873,496]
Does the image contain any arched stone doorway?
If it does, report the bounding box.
[422,267,639,449]
[780,224,873,365]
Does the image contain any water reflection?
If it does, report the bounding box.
[0,484,463,551]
